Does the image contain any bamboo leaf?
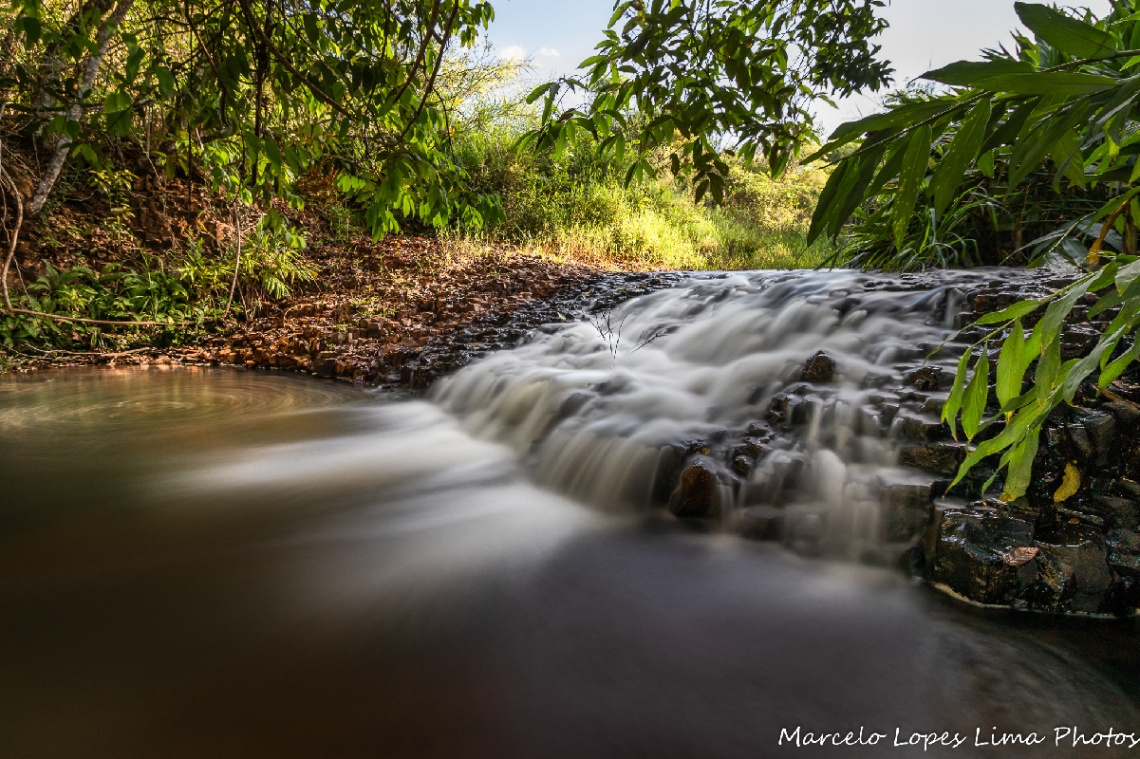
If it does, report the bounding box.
[892,125,933,250]
[1001,425,1041,502]
[962,352,990,440]
[1015,2,1118,60]
[969,72,1116,95]
[823,101,954,145]
[922,59,1035,87]
[1100,339,1140,387]
[931,100,991,217]
[1063,328,1123,402]
[976,299,1041,324]
[942,350,972,441]
[807,160,851,243]
[996,319,1029,409]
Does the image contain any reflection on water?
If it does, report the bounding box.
[2,366,1140,758]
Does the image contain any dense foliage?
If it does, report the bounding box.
[522,0,891,200]
[810,1,1140,500]
[0,0,499,236]
[455,116,832,269]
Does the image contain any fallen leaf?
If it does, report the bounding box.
[1054,462,1081,503]
[1003,546,1039,566]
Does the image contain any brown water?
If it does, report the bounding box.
[1,360,1139,757]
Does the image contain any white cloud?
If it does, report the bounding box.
[498,45,527,62]
[538,47,561,58]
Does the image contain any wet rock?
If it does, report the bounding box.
[557,392,592,420]
[765,395,795,425]
[1106,530,1140,595]
[314,351,338,378]
[930,511,1036,606]
[906,366,944,391]
[1104,399,1140,427]
[1094,495,1139,528]
[892,412,946,443]
[731,455,755,477]
[1031,535,1112,614]
[1077,409,1116,467]
[881,478,934,542]
[800,351,836,383]
[1060,324,1100,360]
[669,456,722,520]
[745,422,772,439]
[898,443,967,477]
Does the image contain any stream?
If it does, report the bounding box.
[3,270,1140,758]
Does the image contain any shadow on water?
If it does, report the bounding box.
[1,352,1139,755]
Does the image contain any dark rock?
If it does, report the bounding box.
[652,442,704,506]
[930,511,1036,606]
[898,443,967,476]
[1031,536,1112,614]
[1106,529,1140,579]
[1060,324,1100,360]
[881,477,935,542]
[1077,409,1116,467]
[1105,399,1140,427]
[800,351,836,383]
[745,422,772,439]
[669,456,722,519]
[557,392,592,420]
[892,412,946,443]
[1094,495,1139,528]
[732,455,755,477]
[906,366,944,391]
[766,394,799,425]
[1067,423,1093,462]
[314,351,338,378]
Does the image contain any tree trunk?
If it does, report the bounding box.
[26,0,134,218]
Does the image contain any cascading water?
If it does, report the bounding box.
[432,269,995,557]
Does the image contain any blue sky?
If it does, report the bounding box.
[486,0,1113,135]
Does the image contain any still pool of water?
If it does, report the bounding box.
[2,365,1140,758]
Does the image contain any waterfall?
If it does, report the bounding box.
[432,269,998,556]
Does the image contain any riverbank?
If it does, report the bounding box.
[1,229,679,389]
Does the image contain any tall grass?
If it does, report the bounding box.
[449,122,834,271]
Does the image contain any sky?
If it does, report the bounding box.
[485,0,1113,136]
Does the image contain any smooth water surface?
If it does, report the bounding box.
[2,365,1140,758]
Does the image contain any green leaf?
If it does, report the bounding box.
[931,99,990,217]
[1015,2,1118,60]
[942,350,972,441]
[1116,259,1140,292]
[1009,102,1091,190]
[996,319,1030,408]
[1050,127,1085,189]
[976,299,1041,324]
[1000,424,1041,502]
[922,59,1035,87]
[970,72,1116,95]
[892,125,933,250]
[155,67,174,99]
[807,159,851,243]
[1063,328,1123,402]
[828,143,888,239]
[824,101,953,145]
[1100,339,1140,387]
[1034,333,1063,392]
[962,351,990,440]
[958,399,1045,483]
